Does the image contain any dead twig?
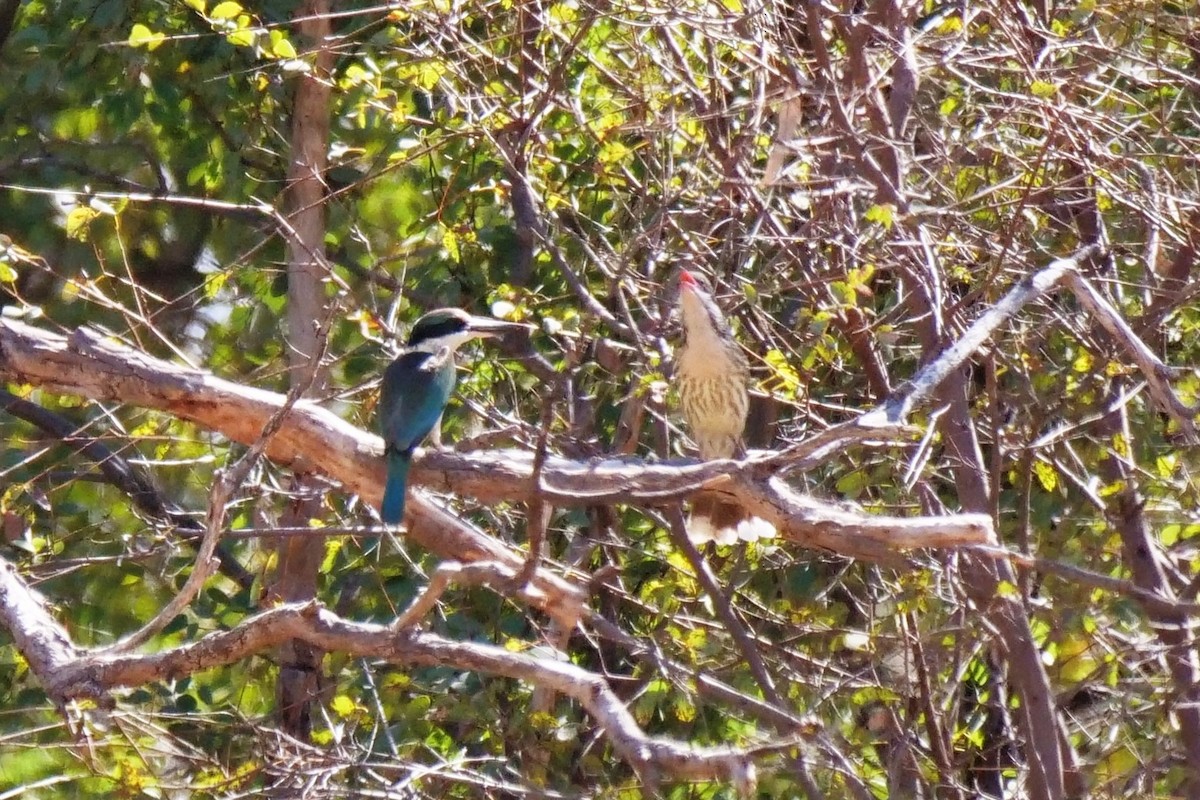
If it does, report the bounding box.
[99,303,331,654]
[391,560,521,631]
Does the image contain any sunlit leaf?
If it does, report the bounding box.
[1095,746,1139,783]
[864,203,896,229]
[65,207,100,241]
[268,30,297,59]
[128,23,165,51]
[209,0,243,19]
[442,227,460,260]
[226,19,256,47]
[1030,79,1058,98]
[1033,460,1058,492]
[762,347,802,397]
[330,695,361,717]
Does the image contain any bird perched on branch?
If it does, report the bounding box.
[378,308,528,525]
[675,270,775,544]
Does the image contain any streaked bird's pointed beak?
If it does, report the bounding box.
[678,269,708,298]
[466,316,534,339]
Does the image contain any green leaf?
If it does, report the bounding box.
[1095,745,1139,783]
[65,207,100,241]
[203,271,228,299]
[416,61,444,90]
[320,535,340,573]
[330,694,360,717]
[1030,80,1058,98]
[209,0,243,19]
[1156,454,1177,478]
[598,140,632,164]
[268,29,297,59]
[763,347,802,397]
[830,279,857,306]
[1060,652,1099,683]
[442,227,460,260]
[128,23,165,51]
[936,15,962,34]
[673,695,696,722]
[835,470,866,497]
[1032,460,1058,492]
[864,203,896,229]
[226,18,256,48]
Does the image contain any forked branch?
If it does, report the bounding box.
[0,554,783,790]
[867,243,1198,439]
[0,317,996,564]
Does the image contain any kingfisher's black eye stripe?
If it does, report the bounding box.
[407,317,465,345]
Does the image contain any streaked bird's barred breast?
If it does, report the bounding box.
[676,274,752,461]
[674,270,776,545]
[676,366,749,460]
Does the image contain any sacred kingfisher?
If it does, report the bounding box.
[675,270,775,544]
[377,308,527,525]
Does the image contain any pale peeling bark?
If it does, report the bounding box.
[0,319,994,565]
[0,319,589,623]
[0,556,775,792]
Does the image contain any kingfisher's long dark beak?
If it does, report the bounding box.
[466,316,534,339]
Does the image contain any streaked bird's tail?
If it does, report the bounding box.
[380,450,411,525]
[688,497,775,545]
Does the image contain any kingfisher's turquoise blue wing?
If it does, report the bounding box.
[376,349,456,525]
[378,349,456,455]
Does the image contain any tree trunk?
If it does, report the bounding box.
[268,0,334,740]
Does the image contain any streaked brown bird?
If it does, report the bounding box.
[675,270,775,544]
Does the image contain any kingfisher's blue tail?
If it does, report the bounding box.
[380,450,410,525]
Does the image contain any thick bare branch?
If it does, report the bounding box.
[1059,269,1199,439]
[0,318,585,626]
[873,244,1102,425]
[872,242,1199,439]
[0,554,780,788]
[0,560,79,701]
[273,0,337,738]
[0,318,993,565]
[104,345,321,655]
[988,545,1200,618]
